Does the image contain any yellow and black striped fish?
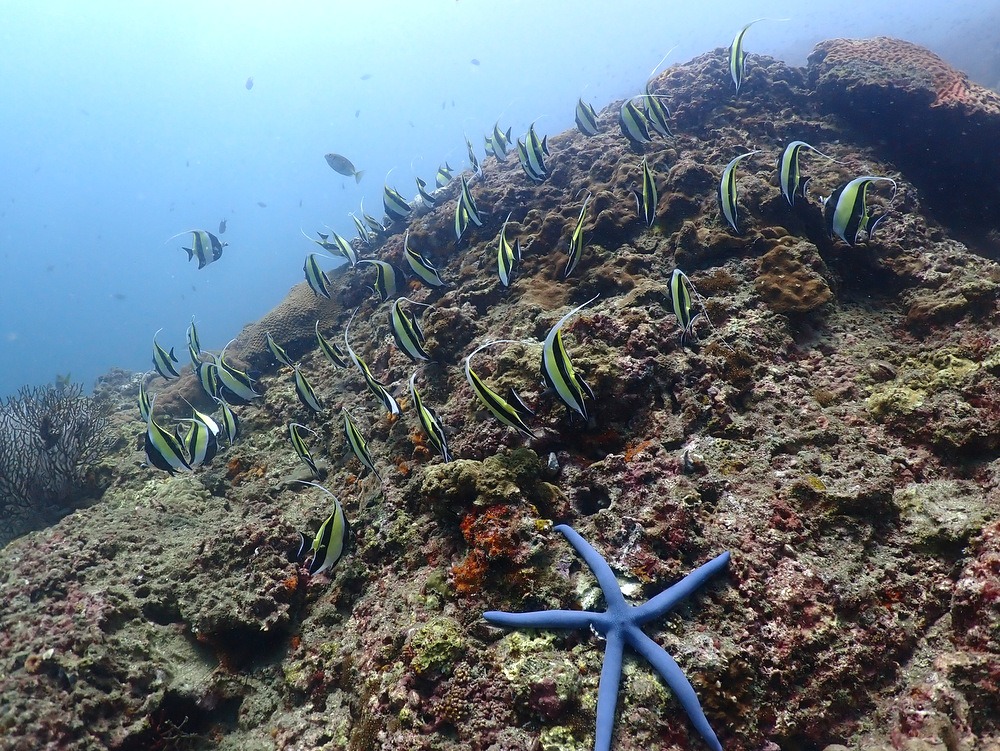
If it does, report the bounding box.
[357,259,406,303]
[668,269,701,347]
[152,329,181,380]
[464,340,535,439]
[540,296,598,420]
[145,408,191,474]
[718,150,761,233]
[303,253,332,299]
[266,332,294,368]
[344,308,401,415]
[343,409,382,481]
[295,481,350,576]
[383,181,412,225]
[563,192,592,279]
[575,98,599,137]
[619,98,652,148]
[293,365,323,413]
[824,176,897,246]
[213,340,260,401]
[637,157,659,227]
[497,213,522,288]
[289,422,320,477]
[409,372,452,462]
[403,230,446,287]
[389,297,432,362]
[315,321,348,368]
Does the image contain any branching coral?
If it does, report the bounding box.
[0,384,113,546]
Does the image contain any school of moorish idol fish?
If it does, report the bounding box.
[140,21,899,748]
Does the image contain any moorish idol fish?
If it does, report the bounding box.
[389,297,431,362]
[491,121,513,162]
[344,308,401,415]
[643,83,672,138]
[303,253,332,299]
[575,98,599,137]
[460,174,483,227]
[637,157,659,227]
[408,372,452,462]
[361,197,386,234]
[214,339,260,401]
[350,212,373,247]
[464,340,536,438]
[619,98,652,148]
[454,175,483,242]
[301,227,358,267]
[357,259,406,303]
[293,365,323,413]
[729,18,786,93]
[315,321,348,368]
[178,417,218,467]
[324,153,364,183]
[541,295,599,420]
[415,176,437,209]
[465,133,482,177]
[435,162,454,188]
[187,317,201,361]
[266,332,294,368]
[289,422,320,477]
[516,137,545,184]
[777,141,838,206]
[668,268,701,347]
[138,374,152,422]
[171,229,227,270]
[383,180,412,225]
[152,329,181,380]
[213,396,240,446]
[824,176,898,246]
[295,480,350,576]
[342,409,381,481]
[718,150,761,232]
[145,409,191,474]
[563,192,592,279]
[525,122,549,181]
[182,398,220,437]
[497,213,522,287]
[196,360,221,400]
[403,230,445,287]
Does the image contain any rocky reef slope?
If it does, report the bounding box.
[2,38,999,751]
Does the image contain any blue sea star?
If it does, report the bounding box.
[483,524,730,751]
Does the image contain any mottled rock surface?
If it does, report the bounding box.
[3,38,1000,751]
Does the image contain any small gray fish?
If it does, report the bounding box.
[470,58,480,66]
[245,76,253,90]
[325,153,364,183]
[218,218,227,234]
[360,73,372,80]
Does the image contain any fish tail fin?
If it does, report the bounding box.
[354,170,365,183]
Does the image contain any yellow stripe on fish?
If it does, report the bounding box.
[541,295,599,420]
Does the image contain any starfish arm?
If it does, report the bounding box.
[634,551,731,623]
[483,609,594,630]
[555,524,627,608]
[626,625,723,751]
[594,627,626,751]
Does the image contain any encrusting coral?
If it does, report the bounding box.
[3,37,1000,751]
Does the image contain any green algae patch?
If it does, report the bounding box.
[540,725,589,751]
[420,448,542,508]
[894,481,994,550]
[865,384,925,419]
[409,616,464,676]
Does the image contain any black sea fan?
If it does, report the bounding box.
[0,383,114,547]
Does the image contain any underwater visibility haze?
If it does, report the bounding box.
[4,1,1000,750]
[0,0,997,396]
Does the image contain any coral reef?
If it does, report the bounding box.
[3,37,1000,751]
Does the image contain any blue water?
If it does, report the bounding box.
[0,0,992,398]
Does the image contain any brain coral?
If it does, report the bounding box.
[755,238,832,314]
